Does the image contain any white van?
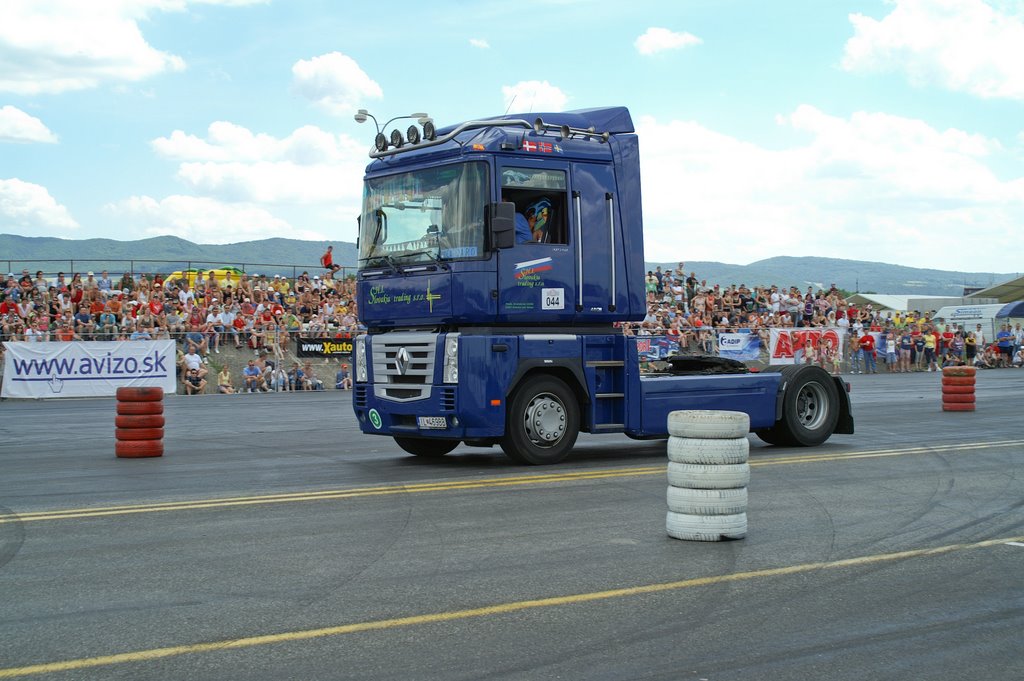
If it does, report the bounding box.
[933,304,1012,342]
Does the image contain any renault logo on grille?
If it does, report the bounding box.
[394,347,411,375]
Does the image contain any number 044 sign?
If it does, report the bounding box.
[542,288,564,311]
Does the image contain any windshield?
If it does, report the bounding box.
[359,162,487,265]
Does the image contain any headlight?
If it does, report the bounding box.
[443,333,459,384]
[355,335,368,382]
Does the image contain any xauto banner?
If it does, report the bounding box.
[295,336,353,359]
[2,341,176,399]
[768,328,847,365]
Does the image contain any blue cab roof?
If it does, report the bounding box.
[364,106,635,173]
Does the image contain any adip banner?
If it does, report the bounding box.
[296,336,353,358]
[2,340,176,399]
[717,332,761,361]
[768,328,846,365]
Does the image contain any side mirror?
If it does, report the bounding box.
[489,202,515,250]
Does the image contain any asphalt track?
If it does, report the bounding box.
[0,370,1021,680]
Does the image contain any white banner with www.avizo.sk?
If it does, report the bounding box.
[2,341,176,399]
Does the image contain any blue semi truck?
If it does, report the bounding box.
[352,107,853,464]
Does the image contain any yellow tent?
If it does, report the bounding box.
[165,267,245,288]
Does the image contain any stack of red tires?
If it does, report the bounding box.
[941,366,976,412]
[115,387,165,458]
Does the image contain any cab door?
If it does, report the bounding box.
[496,162,576,324]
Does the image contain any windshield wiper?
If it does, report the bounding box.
[366,253,403,273]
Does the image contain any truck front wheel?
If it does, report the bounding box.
[394,437,459,458]
[501,375,580,465]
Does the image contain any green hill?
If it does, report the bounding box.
[1,234,1013,295]
[646,256,1016,297]
[0,234,357,277]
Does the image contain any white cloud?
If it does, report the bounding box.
[139,120,369,242]
[291,52,383,115]
[501,80,568,113]
[0,1,181,94]
[469,38,490,49]
[636,107,1024,271]
[0,178,78,233]
[105,194,328,244]
[151,122,367,204]
[0,105,57,143]
[0,0,264,95]
[635,27,702,56]
[842,0,1024,100]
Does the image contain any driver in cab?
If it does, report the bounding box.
[515,206,538,243]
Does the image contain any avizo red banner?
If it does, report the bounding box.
[768,328,847,365]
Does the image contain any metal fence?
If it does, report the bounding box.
[2,258,354,282]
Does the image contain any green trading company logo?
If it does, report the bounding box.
[368,409,382,429]
[366,281,443,312]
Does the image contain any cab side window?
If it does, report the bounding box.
[501,168,568,245]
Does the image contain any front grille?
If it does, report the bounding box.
[354,386,368,408]
[372,332,437,402]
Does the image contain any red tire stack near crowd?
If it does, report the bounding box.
[115,387,165,457]
[941,366,976,412]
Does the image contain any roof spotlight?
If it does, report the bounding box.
[390,129,404,149]
[407,125,421,145]
[374,132,388,152]
[423,120,436,141]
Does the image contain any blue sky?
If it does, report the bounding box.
[1,0,1022,273]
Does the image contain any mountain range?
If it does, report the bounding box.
[0,234,1014,296]
[0,234,357,279]
[645,257,1015,296]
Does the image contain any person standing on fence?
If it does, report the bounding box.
[321,245,342,280]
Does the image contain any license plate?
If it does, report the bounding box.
[417,416,448,429]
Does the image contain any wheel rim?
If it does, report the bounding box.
[523,392,567,447]
[796,381,829,430]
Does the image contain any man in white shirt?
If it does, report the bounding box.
[205,305,225,353]
[182,346,208,380]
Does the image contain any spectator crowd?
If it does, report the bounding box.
[2,261,1022,393]
[1,265,361,393]
[622,263,1024,374]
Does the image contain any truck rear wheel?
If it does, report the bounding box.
[394,437,459,458]
[761,365,840,446]
[501,375,580,465]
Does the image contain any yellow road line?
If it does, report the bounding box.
[4,439,1022,524]
[1,535,1020,679]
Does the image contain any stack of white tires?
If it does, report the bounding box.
[666,410,750,541]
